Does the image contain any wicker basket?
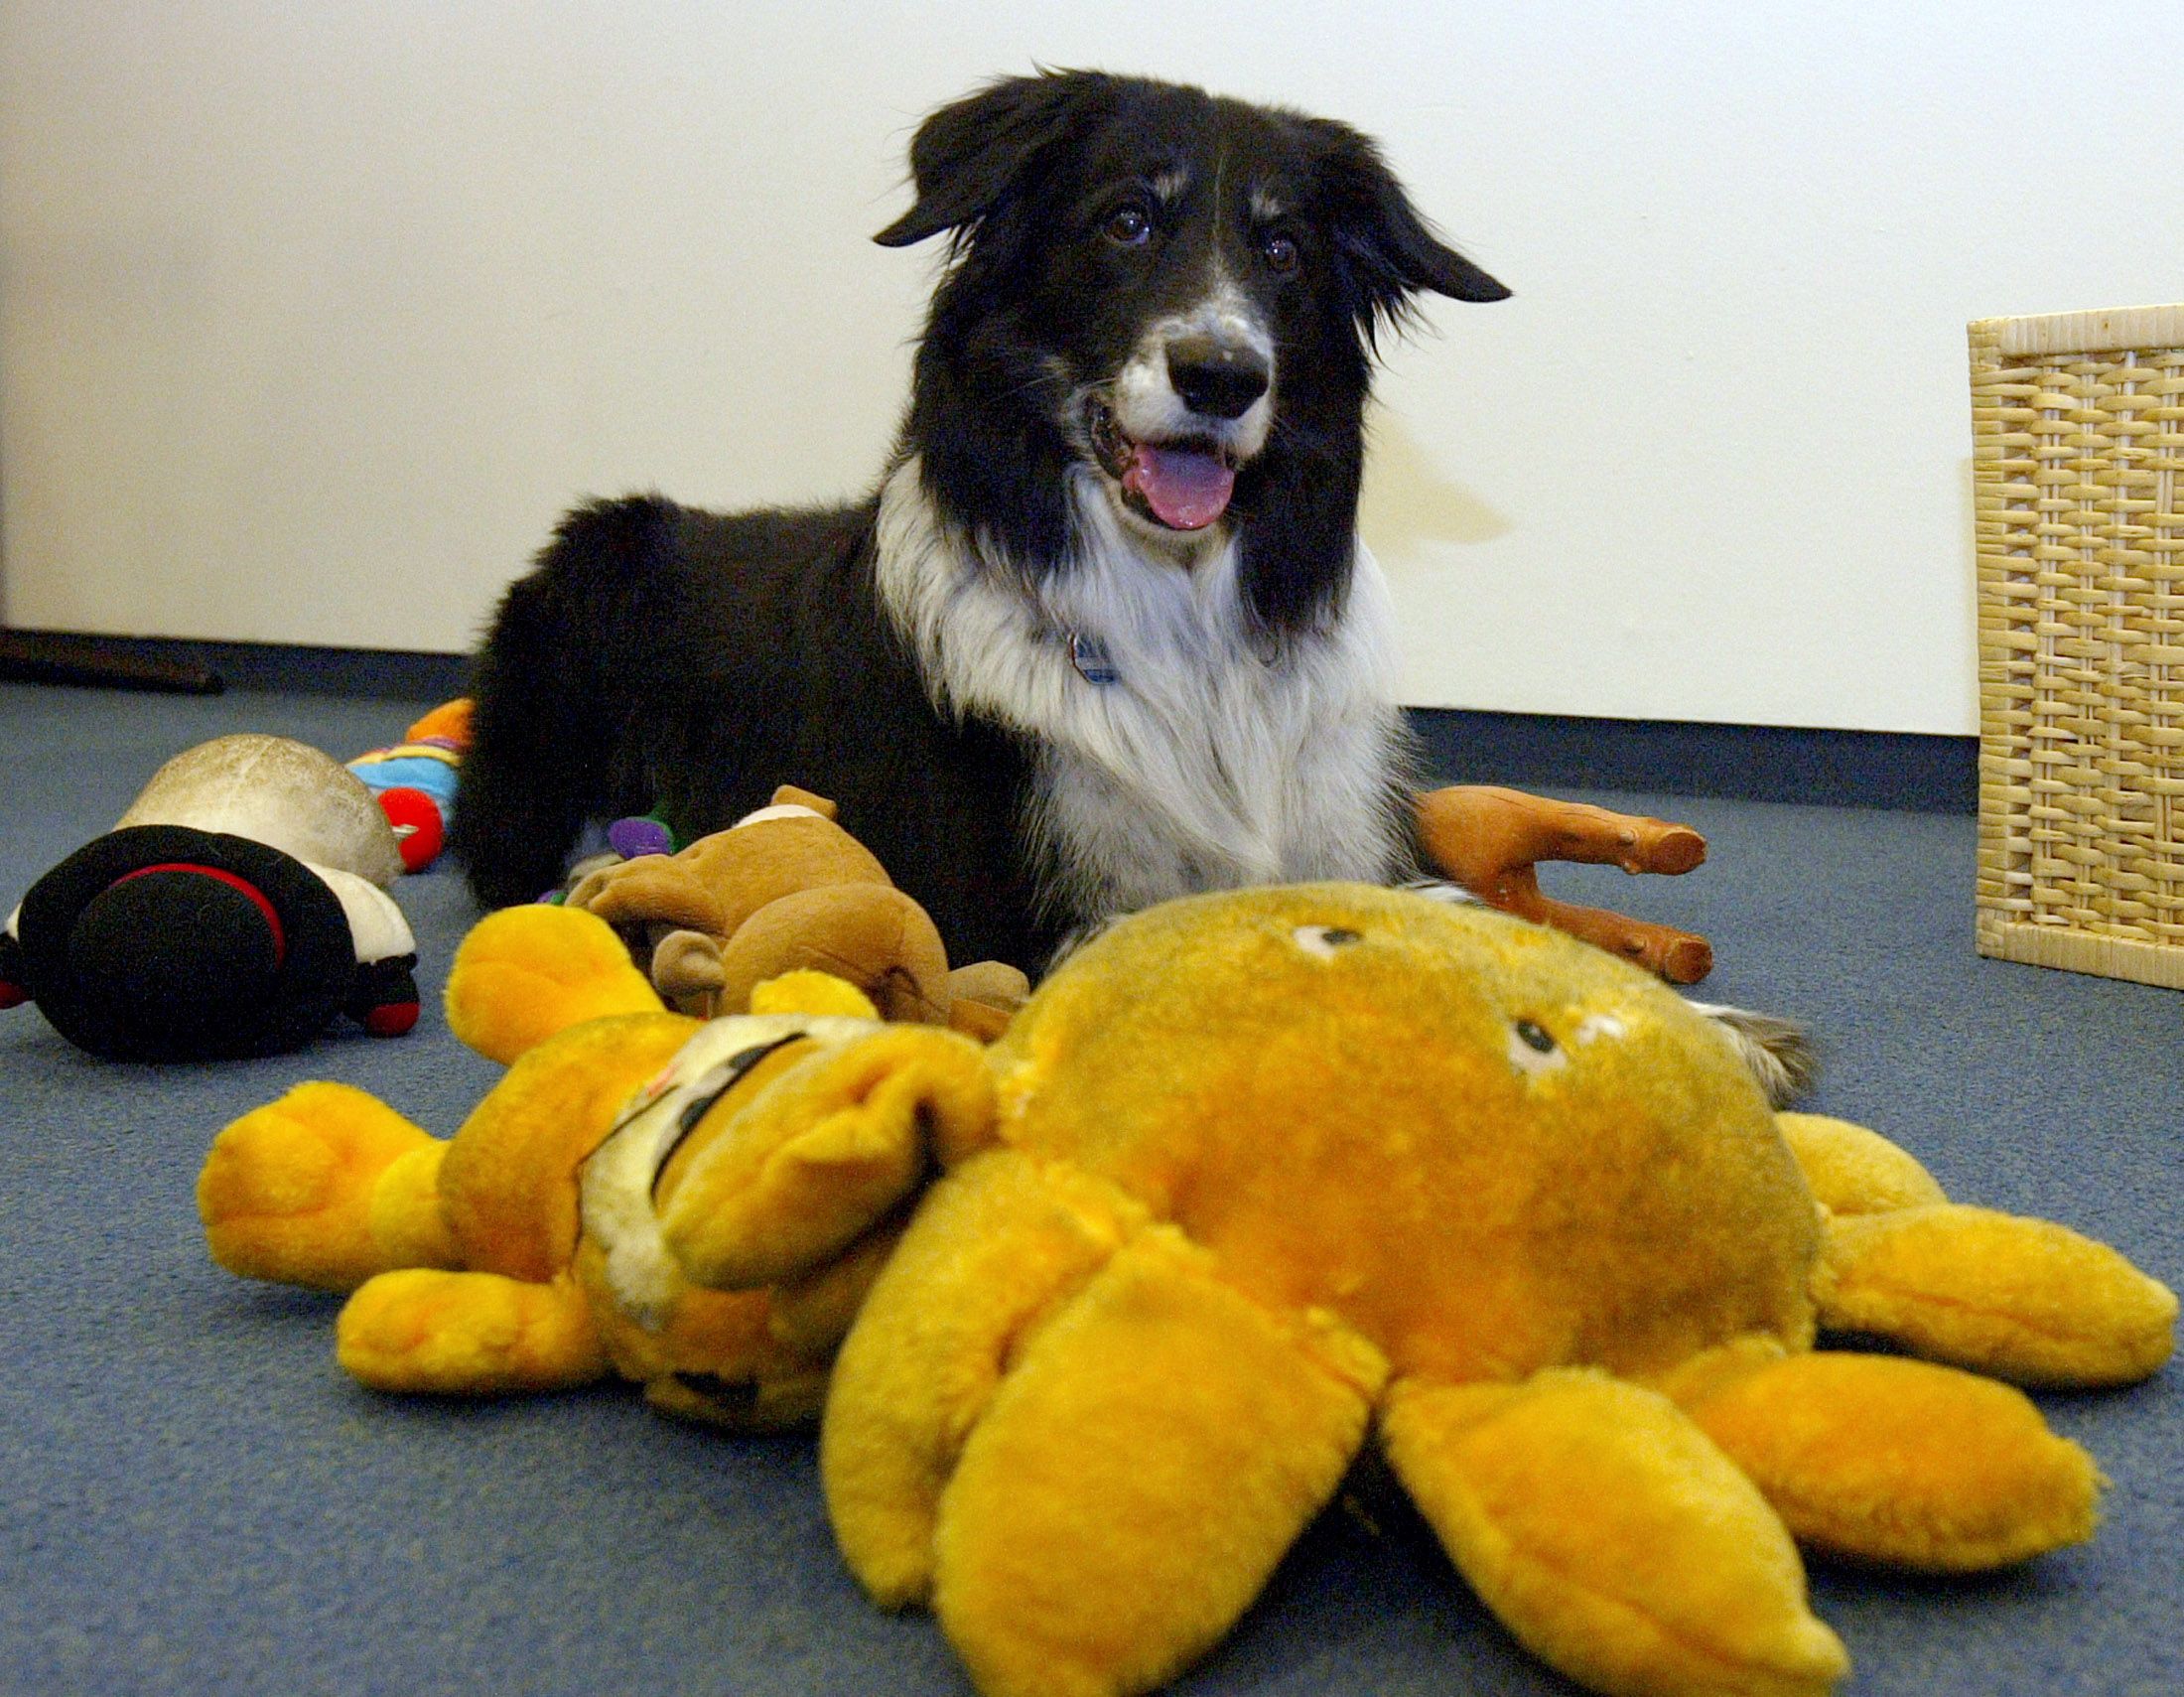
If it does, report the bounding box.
[1972,304,2184,989]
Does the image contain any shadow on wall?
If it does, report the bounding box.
[1358,412,1514,556]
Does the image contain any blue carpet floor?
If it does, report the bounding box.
[1,681,2176,1697]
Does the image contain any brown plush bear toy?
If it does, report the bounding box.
[561,785,1027,1037]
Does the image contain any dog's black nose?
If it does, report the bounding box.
[1166,337,1271,420]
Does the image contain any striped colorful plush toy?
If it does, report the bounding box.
[345,698,473,873]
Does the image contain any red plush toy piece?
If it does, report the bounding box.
[373,787,446,874]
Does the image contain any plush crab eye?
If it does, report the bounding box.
[1261,230,1298,273]
[1507,1016,1568,1077]
[1106,204,1153,245]
[1292,923,1361,958]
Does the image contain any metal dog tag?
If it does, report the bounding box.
[1069,632,1120,686]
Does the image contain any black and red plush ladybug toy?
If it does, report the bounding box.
[2,735,423,1061]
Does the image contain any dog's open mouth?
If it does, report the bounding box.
[1088,399,1239,532]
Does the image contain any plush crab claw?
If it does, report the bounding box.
[649,886,2176,1697]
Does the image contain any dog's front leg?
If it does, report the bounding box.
[1415,784,1714,984]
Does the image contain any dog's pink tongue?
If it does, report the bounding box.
[1125,445,1235,530]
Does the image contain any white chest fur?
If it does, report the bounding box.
[875,458,1410,928]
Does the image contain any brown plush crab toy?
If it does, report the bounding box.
[661,884,2172,1697]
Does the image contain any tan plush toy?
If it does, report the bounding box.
[198,904,995,1427]
[561,784,1027,1034]
[1417,783,1716,984]
[652,884,2172,1697]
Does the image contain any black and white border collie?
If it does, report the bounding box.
[451,69,1810,1098]
[452,70,1509,973]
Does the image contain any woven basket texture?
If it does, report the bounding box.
[1972,304,2184,989]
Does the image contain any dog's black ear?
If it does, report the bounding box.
[1307,119,1510,340]
[875,72,1104,248]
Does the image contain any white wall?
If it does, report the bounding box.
[3,2,2179,733]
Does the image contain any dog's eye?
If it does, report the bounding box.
[1260,231,1298,273]
[1105,205,1153,246]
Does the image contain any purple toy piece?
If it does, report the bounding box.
[607,816,674,862]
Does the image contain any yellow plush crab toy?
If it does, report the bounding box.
[672,884,2172,1697]
[201,884,2174,1697]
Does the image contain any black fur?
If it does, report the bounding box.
[454,495,1043,966]
[451,71,1506,971]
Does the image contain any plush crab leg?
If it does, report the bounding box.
[1417,785,1714,984]
[819,1151,1146,1611]
[830,1166,1388,1697]
[1777,1113,2178,1387]
[1661,1340,2103,1573]
[1814,1209,2177,1388]
[1380,1370,1849,1697]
